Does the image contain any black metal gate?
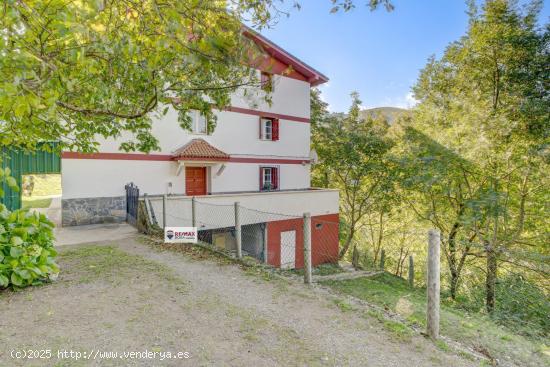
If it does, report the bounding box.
[125,182,139,225]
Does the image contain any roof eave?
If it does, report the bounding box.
[243,26,329,86]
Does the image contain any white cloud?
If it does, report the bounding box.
[405,92,418,108]
[317,82,334,112]
[375,91,418,109]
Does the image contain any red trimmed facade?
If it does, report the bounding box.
[266,214,339,268]
[61,151,309,165]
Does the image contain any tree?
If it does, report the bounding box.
[313,92,394,259]
[329,0,394,13]
[0,1,284,153]
[404,0,549,310]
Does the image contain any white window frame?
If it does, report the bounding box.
[190,110,207,135]
[261,166,279,191]
[262,167,272,188]
[260,118,273,141]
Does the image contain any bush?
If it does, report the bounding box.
[0,204,59,288]
[460,273,550,338]
[492,274,550,338]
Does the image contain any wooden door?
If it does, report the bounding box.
[185,167,207,196]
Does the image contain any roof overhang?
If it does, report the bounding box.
[243,26,329,86]
[172,138,230,162]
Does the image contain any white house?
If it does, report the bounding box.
[60,30,340,268]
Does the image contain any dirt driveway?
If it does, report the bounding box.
[1,236,475,367]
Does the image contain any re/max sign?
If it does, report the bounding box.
[164,227,198,243]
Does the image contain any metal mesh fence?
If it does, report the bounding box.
[145,195,340,271]
[144,195,549,338]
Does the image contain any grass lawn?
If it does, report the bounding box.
[321,273,549,367]
[23,174,62,197]
[22,196,52,209]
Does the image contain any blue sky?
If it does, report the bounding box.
[260,0,550,113]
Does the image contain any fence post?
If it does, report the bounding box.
[427,229,440,339]
[408,255,414,288]
[234,201,242,259]
[162,194,167,231]
[191,196,196,228]
[379,249,386,271]
[303,212,312,284]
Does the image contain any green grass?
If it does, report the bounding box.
[281,263,344,277]
[22,197,52,209]
[60,245,187,288]
[321,273,549,367]
[23,174,61,197]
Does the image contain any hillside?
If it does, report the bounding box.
[360,107,409,124]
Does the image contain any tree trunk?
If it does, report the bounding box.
[485,243,497,313]
[339,227,355,259]
[352,245,361,269]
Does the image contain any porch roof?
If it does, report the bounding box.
[172,138,230,162]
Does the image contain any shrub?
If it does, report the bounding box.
[0,204,59,288]
[460,273,550,338]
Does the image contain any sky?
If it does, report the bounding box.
[260,0,550,113]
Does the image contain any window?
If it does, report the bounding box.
[259,117,279,141]
[260,167,279,191]
[189,110,207,134]
[260,71,273,92]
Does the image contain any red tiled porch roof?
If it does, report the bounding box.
[172,139,230,161]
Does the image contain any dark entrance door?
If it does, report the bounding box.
[125,182,139,226]
[185,167,207,196]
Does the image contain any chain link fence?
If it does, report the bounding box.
[143,195,340,279]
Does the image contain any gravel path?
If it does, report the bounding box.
[1,236,476,366]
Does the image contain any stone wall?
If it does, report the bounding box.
[62,196,126,226]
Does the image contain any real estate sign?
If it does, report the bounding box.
[164,227,198,244]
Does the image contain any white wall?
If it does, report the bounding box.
[148,189,339,229]
[61,159,180,199]
[63,73,314,199]
[95,74,311,158]
[230,73,311,119]
[62,159,311,199]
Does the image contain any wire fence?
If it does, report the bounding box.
[142,194,549,338]
[144,195,340,272]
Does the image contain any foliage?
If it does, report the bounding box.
[22,197,53,210]
[461,273,550,338]
[329,0,394,13]
[312,0,549,351]
[312,92,395,259]
[0,204,58,289]
[0,165,18,198]
[0,1,281,153]
[404,0,549,311]
[322,273,550,366]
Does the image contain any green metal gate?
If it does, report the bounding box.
[0,143,61,211]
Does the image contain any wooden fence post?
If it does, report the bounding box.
[235,202,242,259]
[191,196,196,228]
[427,229,440,339]
[303,212,312,284]
[408,255,414,288]
[379,249,386,271]
[162,194,167,231]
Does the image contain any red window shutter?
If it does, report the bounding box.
[272,167,279,189]
[259,117,263,139]
[272,119,279,141]
[259,167,264,190]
